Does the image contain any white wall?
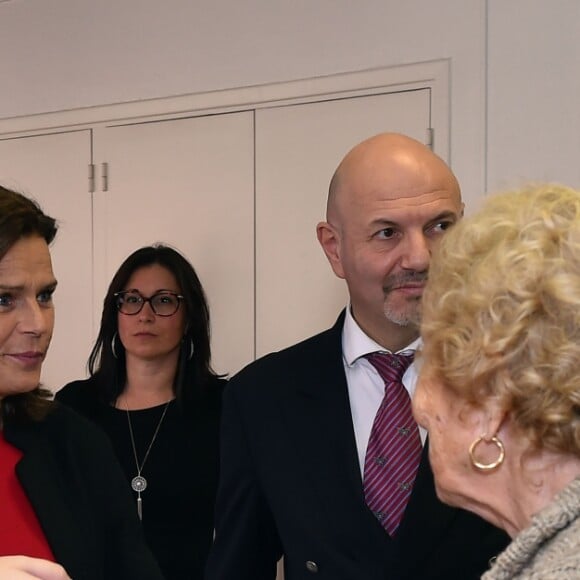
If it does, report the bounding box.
[0,0,578,201]
[486,0,580,192]
[1,0,486,206]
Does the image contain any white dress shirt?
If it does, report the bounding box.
[341,306,426,477]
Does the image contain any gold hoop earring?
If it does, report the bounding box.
[469,435,505,471]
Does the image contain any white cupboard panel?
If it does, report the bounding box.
[0,130,94,390]
[93,112,255,376]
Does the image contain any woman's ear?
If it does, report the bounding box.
[459,394,507,441]
[481,397,508,441]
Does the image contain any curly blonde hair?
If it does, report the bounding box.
[421,183,580,456]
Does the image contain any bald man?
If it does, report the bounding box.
[206,134,508,580]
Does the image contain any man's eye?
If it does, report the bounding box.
[431,221,455,234]
[0,294,14,308]
[377,227,396,239]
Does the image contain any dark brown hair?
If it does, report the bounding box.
[88,244,222,407]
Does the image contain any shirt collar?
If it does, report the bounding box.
[342,305,421,367]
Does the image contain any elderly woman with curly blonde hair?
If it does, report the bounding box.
[413,183,580,579]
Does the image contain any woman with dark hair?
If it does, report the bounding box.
[0,185,163,579]
[57,244,225,580]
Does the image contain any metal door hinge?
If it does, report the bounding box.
[101,162,109,192]
[426,128,434,150]
[88,164,95,193]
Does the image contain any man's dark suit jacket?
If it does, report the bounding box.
[4,403,164,580]
[206,312,509,580]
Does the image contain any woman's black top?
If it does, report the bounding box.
[56,375,224,580]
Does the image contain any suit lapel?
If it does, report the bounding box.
[276,313,464,570]
[286,336,363,503]
[279,314,395,559]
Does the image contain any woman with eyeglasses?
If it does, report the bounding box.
[57,244,225,580]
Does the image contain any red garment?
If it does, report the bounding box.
[0,431,55,560]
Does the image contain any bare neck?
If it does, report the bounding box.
[500,451,580,537]
[469,434,580,539]
[116,353,178,410]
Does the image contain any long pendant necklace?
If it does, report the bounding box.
[125,400,172,521]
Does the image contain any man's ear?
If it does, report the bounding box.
[316,221,345,279]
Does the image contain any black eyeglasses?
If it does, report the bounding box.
[114,290,184,317]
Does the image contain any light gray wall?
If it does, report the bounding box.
[1,0,578,200]
[486,0,580,192]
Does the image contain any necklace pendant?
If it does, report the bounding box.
[131,475,148,492]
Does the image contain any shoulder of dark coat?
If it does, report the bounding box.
[226,320,343,398]
[8,401,113,456]
[54,375,104,418]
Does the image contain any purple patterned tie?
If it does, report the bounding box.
[363,352,421,536]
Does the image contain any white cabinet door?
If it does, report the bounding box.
[0,130,94,390]
[255,89,431,356]
[93,112,255,376]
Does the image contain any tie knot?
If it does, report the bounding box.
[365,352,414,384]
